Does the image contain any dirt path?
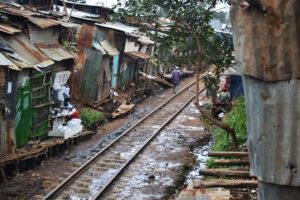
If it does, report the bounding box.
[0,77,203,200]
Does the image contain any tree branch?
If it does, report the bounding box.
[194,101,239,150]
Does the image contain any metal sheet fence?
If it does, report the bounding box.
[243,75,300,186]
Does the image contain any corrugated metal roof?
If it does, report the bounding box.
[125,51,150,59]
[0,23,21,34]
[0,4,36,16]
[0,40,31,69]
[96,22,154,45]
[26,16,60,29]
[100,40,119,56]
[36,44,74,62]
[58,21,80,28]
[65,0,112,10]
[138,36,154,45]
[243,75,300,186]
[0,51,20,71]
[0,34,54,68]
[96,22,139,36]
[55,5,100,19]
[231,0,300,82]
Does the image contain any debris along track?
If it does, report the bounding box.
[44,80,203,200]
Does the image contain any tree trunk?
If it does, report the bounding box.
[194,35,203,104]
[195,102,239,150]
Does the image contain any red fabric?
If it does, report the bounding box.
[71,110,80,119]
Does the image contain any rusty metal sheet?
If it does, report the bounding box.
[28,25,59,45]
[100,40,119,56]
[243,75,300,186]
[0,23,21,34]
[0,51,20,71]
[36,44,74,62]
[0,39,31,69]
[58,21,80,28]
[76,24,97,51]
[26,16,60,29]
[71,52,87,101]
[0,34,53,67]
[231,0,300,82]
[125,51,150,59]
[1,6,35,16]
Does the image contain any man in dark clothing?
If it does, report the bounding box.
[172,66,181,94]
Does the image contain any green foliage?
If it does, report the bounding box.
[202,32,234,99]
[63,41,77,52]
[80,109,105,130]
[211,96,247,151]
[113,0,232,73]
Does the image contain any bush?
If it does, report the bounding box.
[80,108,105,130]
[211,96,247,151]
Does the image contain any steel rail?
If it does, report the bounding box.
[93,87,205,200]
[44,81,196,200]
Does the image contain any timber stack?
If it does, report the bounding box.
[177,151,257,200]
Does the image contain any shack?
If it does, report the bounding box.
[0,51,24,154]
[72,23,119,105]
[96,22,155,89]
[0,3,75,153]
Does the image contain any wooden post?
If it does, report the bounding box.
[193,179,257,189]
[208,151,248,158]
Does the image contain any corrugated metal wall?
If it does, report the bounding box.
[243,75,300,186]
[28,25,59,44]
[231,0,300,82]
[82,49,103,104]
[231,0,300,196]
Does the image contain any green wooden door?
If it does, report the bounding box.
[30,71,51,139]
[15,81,31,148]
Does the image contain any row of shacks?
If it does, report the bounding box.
[0,1,157,155]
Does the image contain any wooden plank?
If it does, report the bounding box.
[213,159,249,165]
[200,168,253,178]
[208,151,249,158]
[193,179,257,189]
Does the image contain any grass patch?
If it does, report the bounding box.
[80,108,105,130]
[211,96,247,151]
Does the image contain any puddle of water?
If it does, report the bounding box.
[89,168,119,195]
[185,141,212,183]
[107,104,206,199]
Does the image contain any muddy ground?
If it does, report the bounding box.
[0,77,210,200]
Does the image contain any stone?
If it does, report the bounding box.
[195,188,230,200]
[176,189,196,200]
[148,175,156,180]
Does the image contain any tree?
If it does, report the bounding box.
[114,0,237,149]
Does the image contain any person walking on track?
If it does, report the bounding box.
[171,66,181,94]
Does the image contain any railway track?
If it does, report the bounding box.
[44,80,204,200]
